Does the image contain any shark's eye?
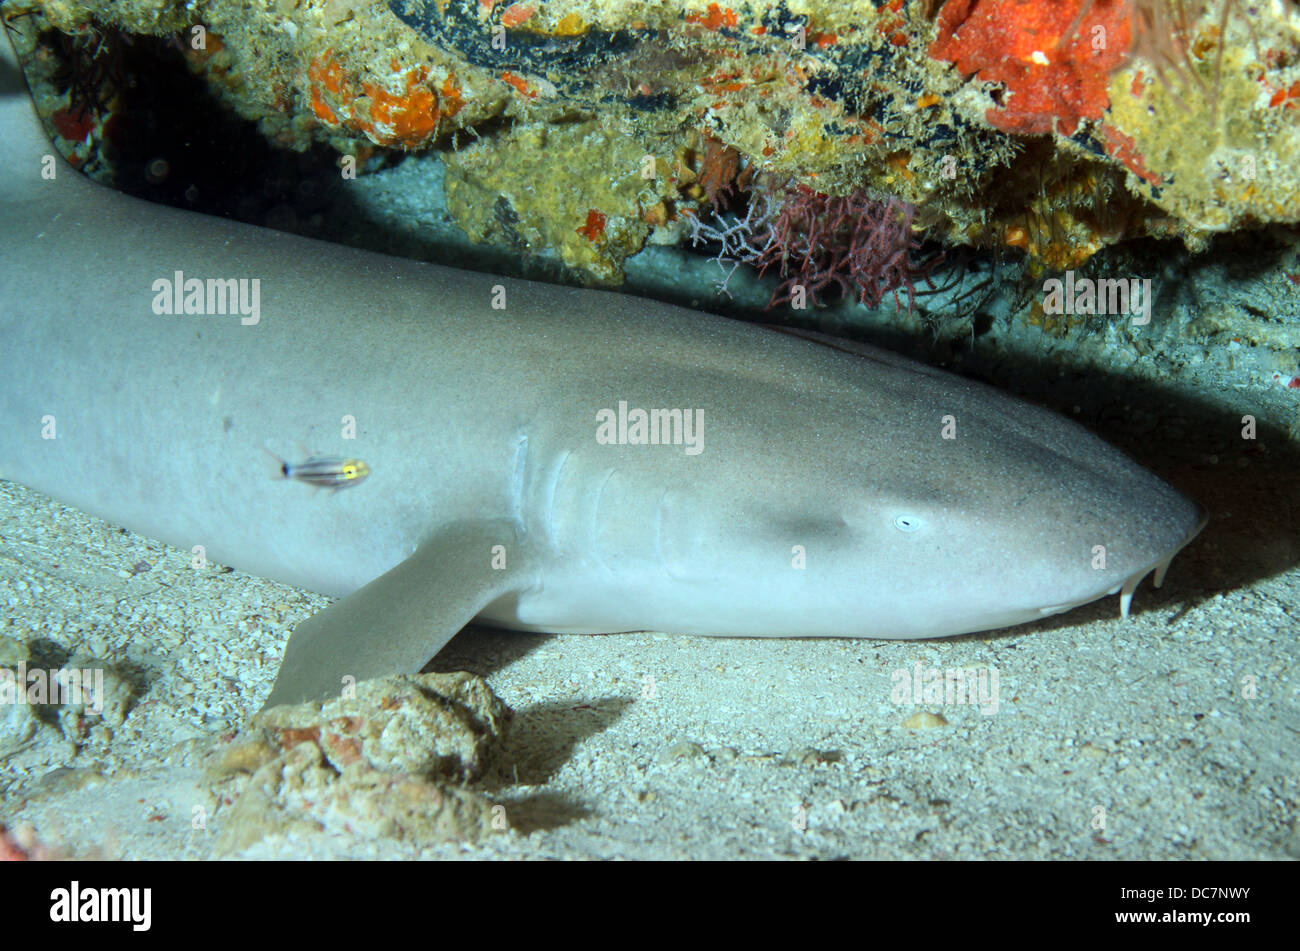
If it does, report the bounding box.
[894,515,922,532]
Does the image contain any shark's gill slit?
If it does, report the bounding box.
[589,465,616,555]
[510,433,529,523]
[543,448,572,544]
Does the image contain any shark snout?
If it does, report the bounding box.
[1126,498,1207,606]
[1064,494,1207,622]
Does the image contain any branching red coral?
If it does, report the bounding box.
[688,184,935,310]
[754,186,932,311]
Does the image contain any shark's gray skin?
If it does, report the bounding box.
[0,30,1205,708]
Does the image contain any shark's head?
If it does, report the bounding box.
[584,342,1207,641]
[813,404,1209,636]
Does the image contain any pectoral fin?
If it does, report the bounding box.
[263,519,535,708]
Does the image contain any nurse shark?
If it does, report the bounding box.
[0,28,1205,707]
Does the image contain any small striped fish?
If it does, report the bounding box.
[276,454,371,490]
